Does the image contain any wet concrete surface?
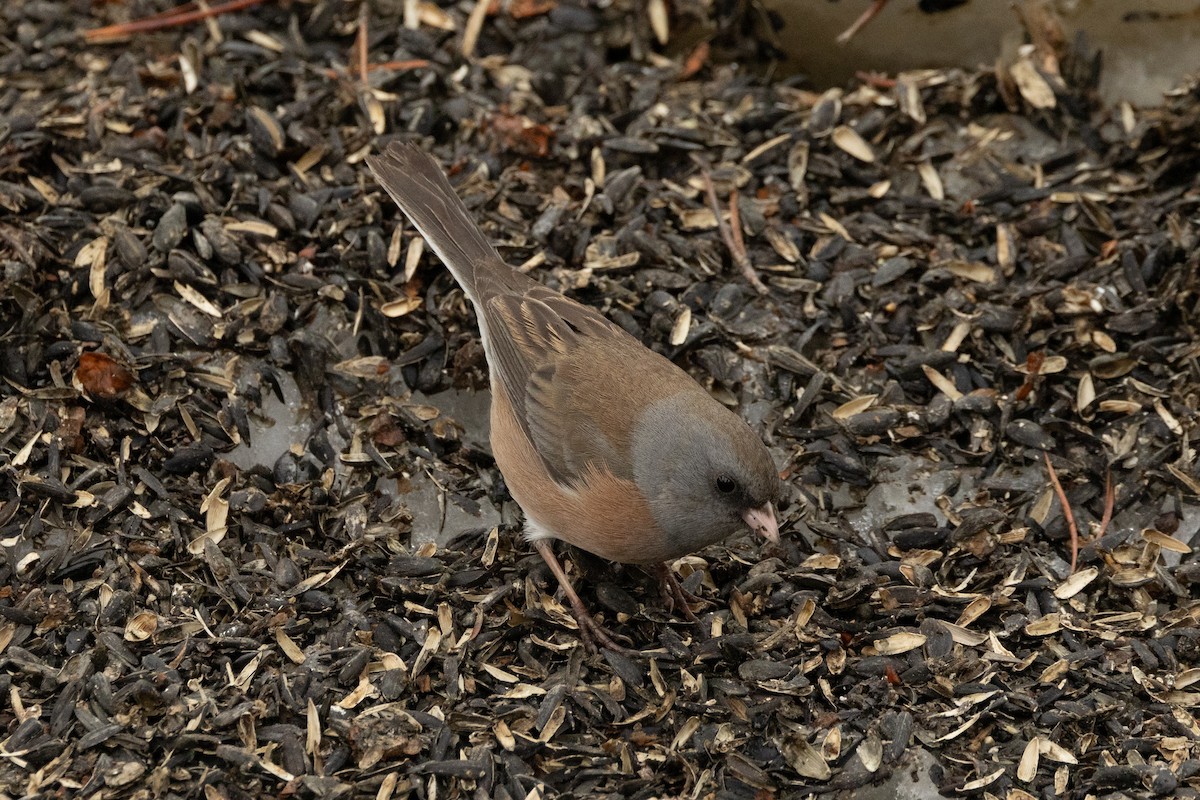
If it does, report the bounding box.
[768,0,1200,106]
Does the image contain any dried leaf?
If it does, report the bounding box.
[75,352,134,400]
[488,111,553,158]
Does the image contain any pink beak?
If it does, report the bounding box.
[742,503,779,544]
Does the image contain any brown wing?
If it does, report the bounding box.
[367,142,701,489]
[483,290,700,487]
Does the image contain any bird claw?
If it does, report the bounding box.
[534,539,638,654]
[567,602,637,656]
[656,563,704,623]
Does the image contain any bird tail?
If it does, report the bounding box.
[366,142,504,306]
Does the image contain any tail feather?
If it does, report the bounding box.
[366,142,504,306]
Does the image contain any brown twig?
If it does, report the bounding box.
[321,60,431,81]
[699,169,770,295]
[1043,451,1080,574]
[855,70,897,89]
[461,0,490,58]
[84,0,267,43]
[837,0,889,44]
[355,2,370,85]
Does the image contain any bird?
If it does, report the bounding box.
[366,142,782,652]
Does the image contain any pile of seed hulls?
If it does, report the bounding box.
[1,1,1198,798]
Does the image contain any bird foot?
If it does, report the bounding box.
[534,539,637,655]
[655,563,703,622]
[565,595,637,656]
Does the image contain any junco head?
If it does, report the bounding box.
[628,391,781,557]
[367,142,782,651]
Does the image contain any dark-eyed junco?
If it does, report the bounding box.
[367,142,781,651]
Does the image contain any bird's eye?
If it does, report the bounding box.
[715,475,737,494]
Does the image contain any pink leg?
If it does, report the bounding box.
[533,540,635,654]
[655,563,702,622]
[837,0,890,43]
